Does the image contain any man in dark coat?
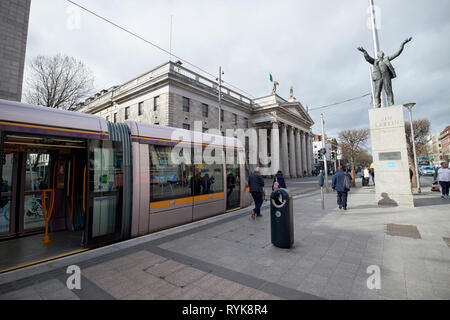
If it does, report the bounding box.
[248,167,265,219]
[272,170,287,190]
[331,166,352,210]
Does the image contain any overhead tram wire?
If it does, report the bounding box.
[309,93,372,111]
[64,0,255,98]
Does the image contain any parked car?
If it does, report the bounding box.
[419,166,435,176]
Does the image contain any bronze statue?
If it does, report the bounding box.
[358,37,412,108]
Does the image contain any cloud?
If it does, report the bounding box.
[24,0,450,139]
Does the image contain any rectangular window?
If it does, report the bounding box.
[183,123,190,130]
[138,102,144,116]
[193,163,224,196]
[233,114,237,125]
[88,140,123,240]
[125,107,130,120]
[244,117,249,128]
[113,113,117,123]
[182,97,190,112]
[221,110,224,122]
[149,145,193,203]
[106,115,110,122]
[202,104,208,117]
[154,96,159,111]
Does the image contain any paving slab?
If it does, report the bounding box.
[0,177,449,300]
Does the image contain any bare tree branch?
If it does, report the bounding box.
[24,53,94,110]
[404,119,430,188]
[338,128,370,187]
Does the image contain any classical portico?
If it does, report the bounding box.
[251,93,314,178]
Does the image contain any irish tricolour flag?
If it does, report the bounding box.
[269,74,279,86]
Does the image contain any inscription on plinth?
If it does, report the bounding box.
[369,105,414,207]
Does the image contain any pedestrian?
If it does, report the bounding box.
[409,166,414,182]
[436,162,450,199]
[272,170,287,191]
[362,167,370,186]
[331,165,352,210]
[370,167,375,185]
[248,167,265,219]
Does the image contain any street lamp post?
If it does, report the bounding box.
[321,113,329,191]
[403,103,421,194]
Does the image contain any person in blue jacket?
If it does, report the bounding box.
[331,166,352,210]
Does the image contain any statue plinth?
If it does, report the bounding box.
[369,105,414,207]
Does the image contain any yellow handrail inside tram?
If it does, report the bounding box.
[41,161,57,244]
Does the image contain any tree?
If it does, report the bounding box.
[24,53,94,110]
[404,119,430,188]
[338,128,370,187]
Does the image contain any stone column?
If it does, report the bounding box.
[280,124,290,178]
[295,129,303,177]
[306,133,313,176]
[301,131,307,177]
[310,135,314,175]
[288,126,297,178]
[270,122,280,175]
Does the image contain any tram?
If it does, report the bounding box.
[0,99,252,250]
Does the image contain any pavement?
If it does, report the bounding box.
[0,176,449,300]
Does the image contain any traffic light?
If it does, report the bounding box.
[317,151,323,161]
[331,151,336,161]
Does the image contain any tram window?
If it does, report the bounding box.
[89,140,123,238]
[92,143,123,193]
[193,163,224,196]
[24,153,50,230]
[0,154,13,233]
[149,145,193,203]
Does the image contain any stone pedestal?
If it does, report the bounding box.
[369,105,414,207]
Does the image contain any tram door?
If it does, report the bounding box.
[0,151,51,238]
[226,151,241,211]
[84,140,124,247]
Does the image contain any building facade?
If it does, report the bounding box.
[79,61,315,177]
[440,125,450,162]
[425,132,443,165]
[0,0,31,101]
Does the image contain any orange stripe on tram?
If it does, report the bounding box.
[149,192,225,209]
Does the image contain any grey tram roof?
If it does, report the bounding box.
[127,121,244,149]
[0,99,109,134]
[0,100,243,149]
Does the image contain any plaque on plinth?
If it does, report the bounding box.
[369,105,414,207]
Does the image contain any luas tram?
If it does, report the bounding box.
[0,99,251,262]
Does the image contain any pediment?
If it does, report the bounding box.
[283,103,314,125]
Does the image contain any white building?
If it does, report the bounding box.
[79,61,315,177]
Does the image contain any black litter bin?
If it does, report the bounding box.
[270,188,294,248]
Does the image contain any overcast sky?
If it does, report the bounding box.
[24,0,450,140]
